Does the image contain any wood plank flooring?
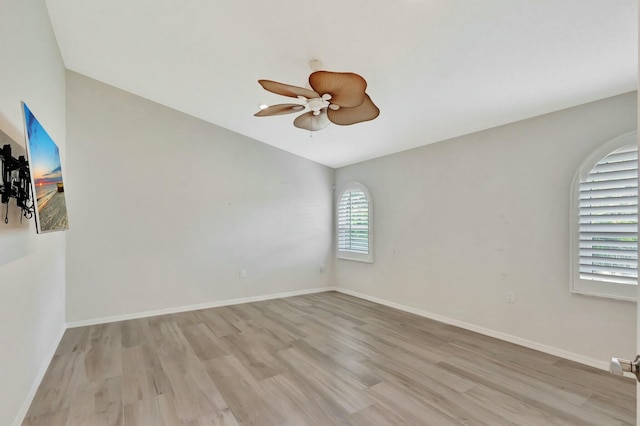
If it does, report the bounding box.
[23,291,635,425]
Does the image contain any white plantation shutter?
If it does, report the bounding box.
[579,145,638,285]
[571,133,638,301]
[338,190,369,253]
[337,183,373,262]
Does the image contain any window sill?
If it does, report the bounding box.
[570,280,637,302]
[337,254,373,264]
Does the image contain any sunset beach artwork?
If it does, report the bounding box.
[22,102,69,233]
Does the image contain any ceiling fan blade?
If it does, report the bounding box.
[293,110,330,131]
[254,104,305,117]
[258,80,320,99]
[308,71,367,108]
[327,94,380,126]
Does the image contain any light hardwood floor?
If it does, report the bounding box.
[23,291,634,425]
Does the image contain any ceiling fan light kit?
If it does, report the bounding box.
[254,70,380,131]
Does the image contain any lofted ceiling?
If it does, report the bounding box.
[45,0,637,168]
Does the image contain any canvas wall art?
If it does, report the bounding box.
[22,102,69,233]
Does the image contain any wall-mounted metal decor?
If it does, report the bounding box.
[0,129,34,224]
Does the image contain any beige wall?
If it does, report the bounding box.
[64,72,335,323]
[0,0,67,424]
[335,92,637,365]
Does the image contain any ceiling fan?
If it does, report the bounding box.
[254,70,380,131]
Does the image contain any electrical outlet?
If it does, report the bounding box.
[506,291,515,304]
[239,269,246,278]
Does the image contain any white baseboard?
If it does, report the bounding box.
[12,324,66,426]
[66,287,337,329]
[65,285,611,373]
[334,288,611,372]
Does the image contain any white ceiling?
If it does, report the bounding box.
[45,0,637,168]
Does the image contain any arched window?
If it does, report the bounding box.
[337,182,373,262]
[570,131,637,300]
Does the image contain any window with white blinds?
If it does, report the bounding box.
[337,182,373,262]
[571,132,638,301]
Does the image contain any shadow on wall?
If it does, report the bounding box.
[0,221,33,266]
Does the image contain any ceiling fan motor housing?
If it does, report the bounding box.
[306,95,331,116]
